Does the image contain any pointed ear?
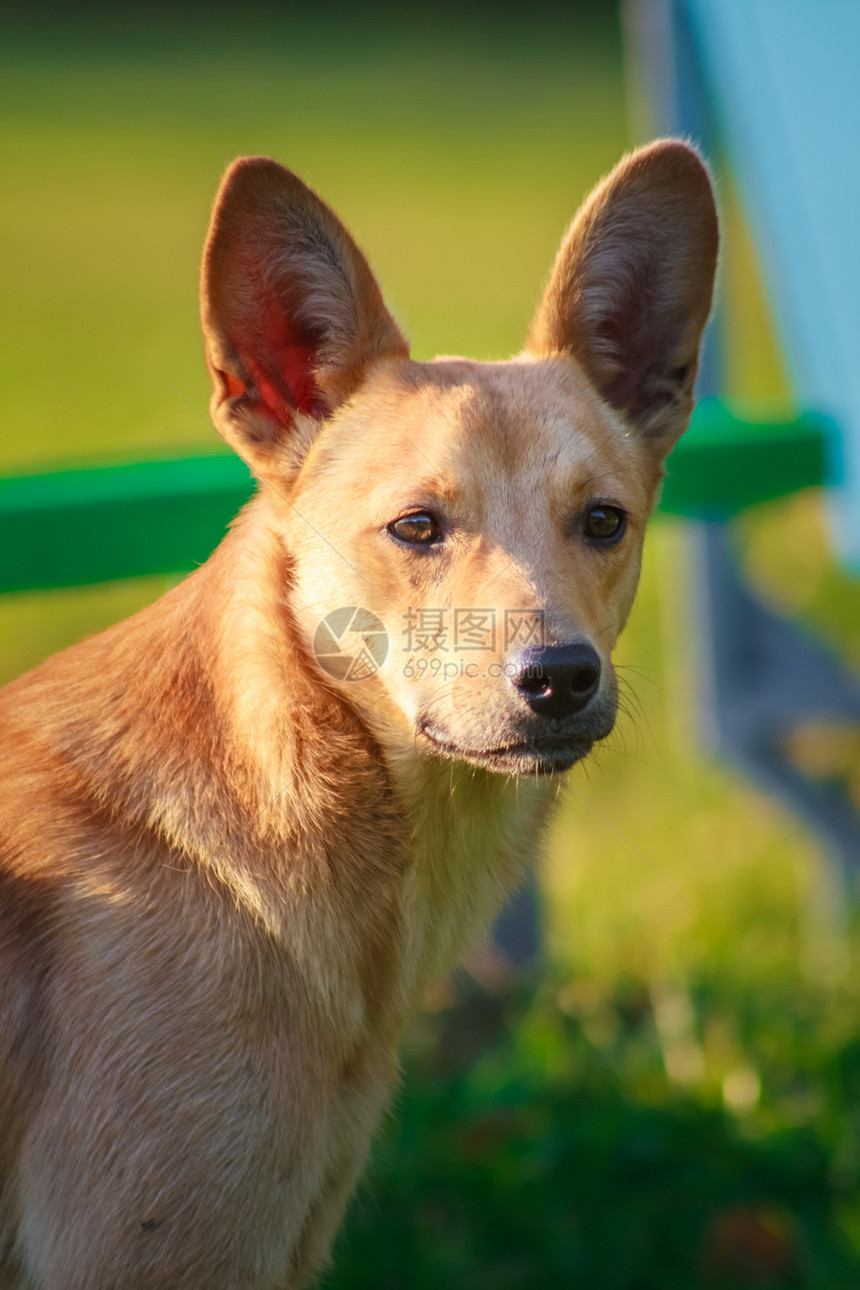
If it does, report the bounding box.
[527,140,718,452]
[200,156,409,479]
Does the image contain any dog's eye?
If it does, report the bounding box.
[388,512,442,545]
[584,505,626,543]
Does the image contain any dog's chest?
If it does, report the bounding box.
[391,761,552,1006]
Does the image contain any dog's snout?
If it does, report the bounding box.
[508,644,601,719]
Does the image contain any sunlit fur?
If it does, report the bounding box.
[0,142,716,1288]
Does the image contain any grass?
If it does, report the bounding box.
[2,4,859,1285]
[326,976,860,1288]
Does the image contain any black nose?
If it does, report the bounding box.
[508,644,601,719]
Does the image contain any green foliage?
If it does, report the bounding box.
[330,982,860,1288]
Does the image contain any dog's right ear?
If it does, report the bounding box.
[200,157,408,480]
[527,140,718,454]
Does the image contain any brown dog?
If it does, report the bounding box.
[0,141,717,1288]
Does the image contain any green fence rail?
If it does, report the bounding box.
[0,399,830,594]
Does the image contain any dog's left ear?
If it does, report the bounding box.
[527,139,718,453]
[201,156,409,480]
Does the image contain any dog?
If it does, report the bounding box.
[0,140,717,1288]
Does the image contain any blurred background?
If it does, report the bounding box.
[2,2,859,1285]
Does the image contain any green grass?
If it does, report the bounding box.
[327,975,860,1288]
[2,4,859,1285]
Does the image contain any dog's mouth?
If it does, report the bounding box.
[418,722,594,775]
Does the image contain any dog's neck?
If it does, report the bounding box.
[383,748,552,1003]
[206,503,556,990]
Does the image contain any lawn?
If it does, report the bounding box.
[2,3,859,1285]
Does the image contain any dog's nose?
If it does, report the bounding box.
[508,644,601,719]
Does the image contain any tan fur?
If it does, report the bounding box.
[0,141,717,1288]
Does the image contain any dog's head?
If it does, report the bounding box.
[200,144,717,775]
